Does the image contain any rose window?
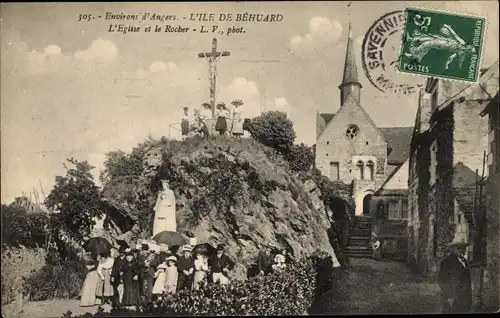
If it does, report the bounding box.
[345,125,359,139]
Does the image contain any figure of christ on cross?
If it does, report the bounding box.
[198,38,231,119]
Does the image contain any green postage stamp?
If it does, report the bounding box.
[397,7,486,82]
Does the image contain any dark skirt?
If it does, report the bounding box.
[215,117,228,132]
[181,119,190,135]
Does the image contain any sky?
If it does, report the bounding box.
[1,1,498,203]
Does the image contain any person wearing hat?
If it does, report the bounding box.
[199,102,213,139]
[257,243,276,276]
[215,102,230,136]
[176,245,195,291]
[181,106,191,140]
[437,234,472,313]
[164,255,179,295]
[111,246,127,306]
[230,99,245,137]
[121,249,140,308]
[137,243,156,303]
[192,246,209,290]
[209,244,234,285]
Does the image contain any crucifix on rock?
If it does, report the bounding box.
[198,38,231,118]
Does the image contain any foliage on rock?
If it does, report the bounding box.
[63,255,321,317]
[247,111,296,153]
[286,143,315,172]
[100,136,339,276]
[44,158,102,243]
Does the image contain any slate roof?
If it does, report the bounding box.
[379,127,414,164]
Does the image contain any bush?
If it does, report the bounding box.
[64,254,330,317]
[1,203,50,249]
[286,143,315,172]
[247,111,296,154]
[1,247,47,305]
[23,259,87,301]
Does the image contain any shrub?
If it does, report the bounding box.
[286,143,315,172]
[247,111,296,154]
[1,247,47,305]
[1,203,50,249]
[64,254,330,317]
[23,259,87,301]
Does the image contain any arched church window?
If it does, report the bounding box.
[356,160,364,180]
[345,125,359,140]
[367,161,375,180]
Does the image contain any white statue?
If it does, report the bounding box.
[153,180,177,236]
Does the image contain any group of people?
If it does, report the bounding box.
[79,241,236,309]
[256,243,294,275]
[180,100,248,140]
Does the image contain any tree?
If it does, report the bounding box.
[44,158,102,243]
[248,111,296,153]
[286,143,315,172]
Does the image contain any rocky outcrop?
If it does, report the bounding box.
[102,137,343,279]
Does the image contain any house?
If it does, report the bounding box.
[408,60,499,281]
[314,22,412,259]
[314,23,412,220]
[479,90,499,311]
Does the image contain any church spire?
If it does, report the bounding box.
[339,3,362,105]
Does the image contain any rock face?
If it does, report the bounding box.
[149,139,339,277]
[102,138,342,279]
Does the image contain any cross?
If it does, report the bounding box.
[198,38,231,118]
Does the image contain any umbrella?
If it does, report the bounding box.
[82,237,113,255]
[193,243,216,258]
[152,231,188,247]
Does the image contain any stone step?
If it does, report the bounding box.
[347,253,373,259]
[355,216,372,222]
[354,222,372,229]
[348,241,370,248]
[350,228,372,236]
[349,237,371,245]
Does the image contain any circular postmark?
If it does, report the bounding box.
[361,10,423,95]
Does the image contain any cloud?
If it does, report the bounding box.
[290,17,343,50]
[74,37,119,62]
[1,32,292,203]
[44,45,62,55]
[149,61,178,73]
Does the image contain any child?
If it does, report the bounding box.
[164,256,179,295]
[152,256,168,300]
[371,232,382,261]
[272,254,287,273]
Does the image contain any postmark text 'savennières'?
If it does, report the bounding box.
[397,7,485,82]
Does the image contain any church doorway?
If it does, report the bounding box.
[363,194,372,215]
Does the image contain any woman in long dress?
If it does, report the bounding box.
[152,257,167,300]
[164,256,178,295]
[215,103,229,136]
[80,253,100,307]
[121,250,141,308]
[95,251,114,304]
[192,249,209,290]
[230,100,245,137]
[370,233,382,261]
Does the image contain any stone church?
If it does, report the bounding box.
[315,24,412,220]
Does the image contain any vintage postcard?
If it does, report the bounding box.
[1,1,498,317]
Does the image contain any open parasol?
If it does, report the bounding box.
[82,237,113,255]
[152,231,189,248]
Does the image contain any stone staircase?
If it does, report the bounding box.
[344,215,373,259]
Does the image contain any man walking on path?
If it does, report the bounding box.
[437,235,472,313]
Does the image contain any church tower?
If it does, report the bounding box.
[338,22,362,105]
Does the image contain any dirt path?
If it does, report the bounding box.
[312,258,442,314]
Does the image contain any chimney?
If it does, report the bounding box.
[418,89,433,133]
